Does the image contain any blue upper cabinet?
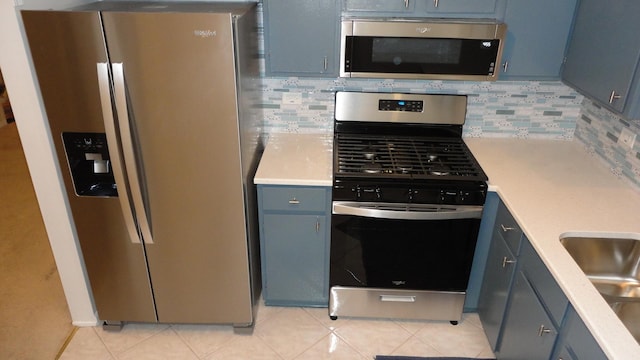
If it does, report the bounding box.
[499,0,577,80]
[343,0,415,14]
[343,0,506,18]
[263,0,340,77]
[423,0,505,17]
[562,0,640,119]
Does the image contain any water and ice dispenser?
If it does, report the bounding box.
[62,132,117,197]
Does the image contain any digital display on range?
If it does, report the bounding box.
[379,99,423,112]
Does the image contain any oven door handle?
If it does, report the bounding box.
[332,201,483,220]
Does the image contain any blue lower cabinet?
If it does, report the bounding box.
[478,197,607,359]
[552,305,607,360]
[498,267,560,358]
[257,185,331,307]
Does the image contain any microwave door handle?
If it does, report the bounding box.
[97,62,141,244]
[111,63,154,245]
[332,201,483,220]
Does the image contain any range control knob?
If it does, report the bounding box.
[439,190,458,203]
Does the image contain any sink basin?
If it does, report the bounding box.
[560,236,640,342]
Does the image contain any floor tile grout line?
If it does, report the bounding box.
[55,326,79,360]
[165,326,201,360]
[91,326,119,359]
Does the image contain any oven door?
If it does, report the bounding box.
[330,202,483,292]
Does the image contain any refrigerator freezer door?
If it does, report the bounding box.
[21,10,157,322]
[102,12,253,324]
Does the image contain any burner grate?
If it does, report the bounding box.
[335,134,486,181]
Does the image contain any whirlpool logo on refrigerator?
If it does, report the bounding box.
[193,29,217,38]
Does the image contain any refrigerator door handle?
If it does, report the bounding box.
[96,62,141,244]
[111,63,154,245]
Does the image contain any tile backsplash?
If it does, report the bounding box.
[260,77,583,139]
[575,99,640,191]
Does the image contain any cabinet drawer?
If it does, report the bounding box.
[520,239,569,326]
[494,201,522,254]
[260,186,328,212]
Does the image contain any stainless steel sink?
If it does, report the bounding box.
[560,236,640,342]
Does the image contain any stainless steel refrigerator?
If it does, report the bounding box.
[21,2,262,330]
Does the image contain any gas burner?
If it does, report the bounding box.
[363,148,376,160]
[362,162,383,174]
[425,154,438,162]
[395,163,414,174]
[428,166,451,176]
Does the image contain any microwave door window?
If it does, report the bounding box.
[349,36,499,76]
[372,38,462,67]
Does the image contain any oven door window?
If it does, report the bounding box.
[330,215,480,291]
[345,36,499,75]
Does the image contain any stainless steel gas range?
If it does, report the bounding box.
[329,91,488,323]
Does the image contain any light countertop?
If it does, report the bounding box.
[254,133,333,186]
[465,138,640,359]
[254,133,640,358]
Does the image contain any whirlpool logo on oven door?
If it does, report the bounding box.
[392,280,406,286]
[194,29,217,38]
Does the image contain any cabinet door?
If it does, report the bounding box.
[263,0,339,77]
[499,271,559,359]
[426,0,500,15]
[552,305,607,360]
[477,231,517,350]
[263,213,328,305]
[562,0,640,114]
[500,0,577,80]
[344,0,414,13]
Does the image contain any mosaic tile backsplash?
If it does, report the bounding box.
[575,99,640,191]
[260,77,582,139]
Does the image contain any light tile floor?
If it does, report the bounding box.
[60,300,495,359]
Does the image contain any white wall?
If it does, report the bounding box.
[0,0,98,325]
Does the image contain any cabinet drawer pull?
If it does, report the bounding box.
[500,224,515,232]
[609,90,622,104]
[315,218,320,233]
[537,324,552,337]
[502,256,516,268]
[502,61,509,72]
[288,198,300,205]
[433,0,438,8]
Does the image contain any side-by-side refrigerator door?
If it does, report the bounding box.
[21,10,157,323]
[101,12,253,324]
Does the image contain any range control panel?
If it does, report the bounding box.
[379,99,423,112]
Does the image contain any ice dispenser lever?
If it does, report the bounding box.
[85,152,110,174]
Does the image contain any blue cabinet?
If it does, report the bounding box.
[477,198,522,351]
[258,185,331,306]
[343,0,415,14]
[553,305,607,360]
[263,0,340,77]
[562,0,640,119]
[423,0,505,17]
[499,0,577,80]
[478,197,606,359]
[465,192,499,310]
[498,238,568,359]
[343,0,506,18]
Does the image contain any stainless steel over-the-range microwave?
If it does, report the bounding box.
[340,18,507,81]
